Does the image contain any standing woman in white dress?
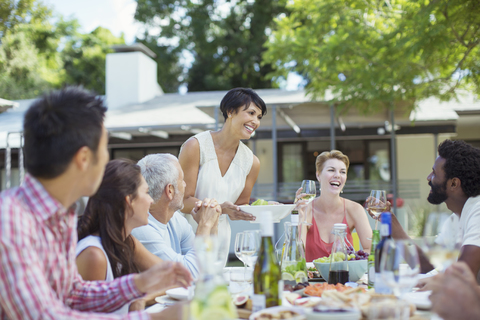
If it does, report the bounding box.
[178,88,267,264]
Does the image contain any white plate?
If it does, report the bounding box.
[306,307,361,320]
[239,204,295,223]
[402,290,432,310]
[249,306,306,320]
[165,287,192,301]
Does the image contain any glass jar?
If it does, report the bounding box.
[328,223,349,285]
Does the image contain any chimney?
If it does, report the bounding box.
[106,43,163,109]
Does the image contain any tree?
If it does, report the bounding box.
[263,0,480,113]
[62,27,125,95]
[134,0,288,92]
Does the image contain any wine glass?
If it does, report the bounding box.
[366,190,387,229]
[241,230,260,283]
[234,232,245,267]
[422,212,460,272]
[296,180,317,225]
[380,239,420,298]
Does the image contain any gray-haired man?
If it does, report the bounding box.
[132,154,221,278]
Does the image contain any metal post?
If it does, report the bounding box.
[19,133,24,183]
[330,104,336,150]
[390,107,398,215]
[5,133,11,189]
[214,106,219,131]
[251,139,257,198]
[272,105,278,202]
[434,133,438,158]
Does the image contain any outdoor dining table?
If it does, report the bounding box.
[145,267,436,319]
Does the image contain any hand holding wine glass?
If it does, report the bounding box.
[295,180,316,225]
[366,190,388,229]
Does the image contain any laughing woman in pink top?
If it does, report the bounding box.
[296,150,372,261]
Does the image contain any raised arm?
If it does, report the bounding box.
[347,201,372,253]
[178,138,202,214]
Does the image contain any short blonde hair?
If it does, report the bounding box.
[315,150,350,173]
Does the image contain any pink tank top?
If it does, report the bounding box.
[305,199,354,262]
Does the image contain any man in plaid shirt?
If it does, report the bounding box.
[0,87,192,319]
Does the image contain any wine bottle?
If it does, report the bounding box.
[253,211,282,313]
[374,212,393,294]
[367,230,380,289]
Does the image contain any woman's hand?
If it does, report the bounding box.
[295,198,310,224]
[222,201,255,221]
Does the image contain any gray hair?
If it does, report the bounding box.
[137,153,179,203]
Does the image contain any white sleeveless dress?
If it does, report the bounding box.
[181,131,253,265]
[76,235,130,315]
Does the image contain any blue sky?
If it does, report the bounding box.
[44,0,141,44]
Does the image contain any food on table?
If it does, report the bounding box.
[360,295,416,319]
[253,309,302,320]
[251,199,269,206]
[190,286,237,320]
[284,293,302,305]
[303,282,354,297]
[314,248,369,263]
[281,259,308,283]
[232,294,249,307]
[283,282,309,292]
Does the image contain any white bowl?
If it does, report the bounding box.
[249,306,306,320]
[239,204,295,223]
[313,260,367,283]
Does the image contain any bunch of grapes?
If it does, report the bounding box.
[347,247,369,260]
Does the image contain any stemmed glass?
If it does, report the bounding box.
[295,180,317,225]
[366,190,387,229]
[380,239,420,298]
[422,212,460,272]
[241,230,260,283]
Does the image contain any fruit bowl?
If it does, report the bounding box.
[313,260,368,283]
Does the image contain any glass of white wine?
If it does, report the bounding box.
[241,230,260,284]
[367,189,387,229]
[296,180,317,225]
[422,212,460,272]
[234,232,245,267]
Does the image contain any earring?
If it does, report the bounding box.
[341,190,344,193]
[228,114,231,118]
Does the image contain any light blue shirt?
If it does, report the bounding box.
[132,212,199,278]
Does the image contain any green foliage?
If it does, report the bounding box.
[134,0,288,92]
[62,27,125,95]
[0,0,125,99]
[264,0,480,114]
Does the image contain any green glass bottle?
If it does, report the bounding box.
[253,211,282,313]
[368,230,380,289]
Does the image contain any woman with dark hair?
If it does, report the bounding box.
[76,159,161,313]
[178,88,267,265]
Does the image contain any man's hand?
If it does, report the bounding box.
[223,201,255,221]
[133,261,193,295]
[429,262,480,320]
[192,198,222,235]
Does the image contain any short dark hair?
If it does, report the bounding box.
[438,139,480,197]
[24,86,107,178]
[219,88,267,121]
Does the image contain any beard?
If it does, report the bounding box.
[427,180,448,205]
[171,189,185,211]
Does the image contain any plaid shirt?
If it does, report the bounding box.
[0,174,151,320]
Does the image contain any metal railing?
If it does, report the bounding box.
[4,132,24,190]
[252,179,420,202]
